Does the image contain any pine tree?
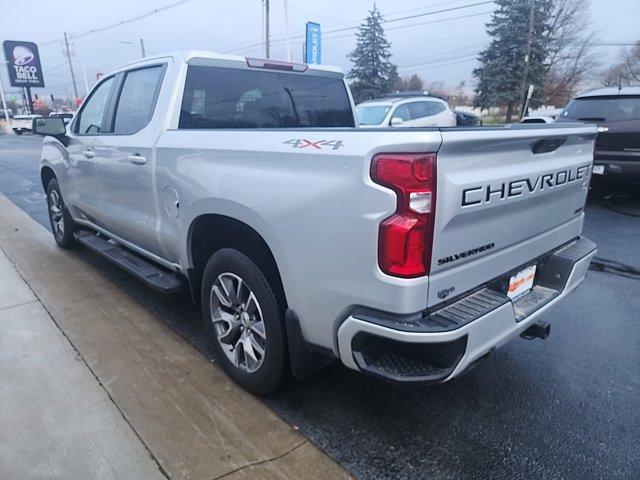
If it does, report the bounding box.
[348,5,399,103]
[473,0,552,122]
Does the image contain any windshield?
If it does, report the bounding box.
[560,96,640,123]
[357,105,391,125]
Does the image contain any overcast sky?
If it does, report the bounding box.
[1,0,638,101]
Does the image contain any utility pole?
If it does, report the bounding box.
[518,0,535,121]
[25,87,33,114]
[0,70,11,133]
[63,32,79,100]
[140,38,146,58]
[284,0,291,61]
[264,0,270,58]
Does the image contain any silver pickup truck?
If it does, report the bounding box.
[34,51,597,395]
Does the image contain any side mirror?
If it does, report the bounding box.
[33,117,68,145]
[389,116,404,126]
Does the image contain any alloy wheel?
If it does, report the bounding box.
[48,189,65,239]
[209,272,267,373]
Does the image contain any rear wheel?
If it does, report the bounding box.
[46,178,77,249]
[201,248,289,395]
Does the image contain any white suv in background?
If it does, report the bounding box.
[356,93,457,128]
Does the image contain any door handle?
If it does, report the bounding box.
[128,154,147,165]
[83,150,95,159]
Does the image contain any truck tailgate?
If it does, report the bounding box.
[428,124,597,307]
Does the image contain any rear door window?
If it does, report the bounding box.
[407,102,430,119]
[560,96,640,122]
[426,101,446,115]
[179,66,354,129]
[113,65,165,134]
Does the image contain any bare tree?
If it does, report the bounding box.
[393,74,425,92]
[624,41,640,83]
[601,41,640,87]
[543,0,599,106]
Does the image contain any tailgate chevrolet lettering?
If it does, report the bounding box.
[462,164,591,207]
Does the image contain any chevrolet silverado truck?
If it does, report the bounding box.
[33,51,598,395]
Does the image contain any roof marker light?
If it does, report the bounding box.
[245,57,308,72]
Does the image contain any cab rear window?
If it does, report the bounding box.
[179,66,354,129]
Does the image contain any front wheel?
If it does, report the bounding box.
[45,178,77,249]
[201,248,289,395]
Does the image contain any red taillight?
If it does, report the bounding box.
[371,153,437,278]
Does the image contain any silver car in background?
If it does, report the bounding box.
[356,93,457,127]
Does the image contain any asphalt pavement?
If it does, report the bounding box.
[1,134,638,480]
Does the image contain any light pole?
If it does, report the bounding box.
[121,41,138,59]
[518,0,535,121]
[284,0,291,61]
[80,59,90,96]
[263,0,270,58]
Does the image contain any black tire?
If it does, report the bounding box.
[45,178,77,249]
[14,130,22,136]
[201,248,289,395]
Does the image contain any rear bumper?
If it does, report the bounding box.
[337,237,596,383]
[594,155,640,180]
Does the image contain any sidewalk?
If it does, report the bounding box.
[0,248,166,480]
[0,193,351,480]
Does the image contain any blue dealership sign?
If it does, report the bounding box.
[305,22,321,64]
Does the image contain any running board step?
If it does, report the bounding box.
[73,230,185,293]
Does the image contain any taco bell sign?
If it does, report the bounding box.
[3,40,45,88]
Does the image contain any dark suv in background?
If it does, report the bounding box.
[557,87,640,184]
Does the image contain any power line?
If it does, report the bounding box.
[222,3,495,54]
[222,1,495,53]
[384,10,492,33]
[589,42,638,46]
[41,0,196,46]
[399,53,481,70]
[399,45,485,68]
[42,60,69,73]
[317,10,493,45]
[384,0,494,25]
[266,0,485,43]
[399,56,480,74]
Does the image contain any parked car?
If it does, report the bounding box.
[12,114,42,135]
[34,51,597,395]
[357,93,457,127]
[557,87,640,183]
[49,111,75,124]
[521,108,562,124]
[0,108,14,118]
[521,115,555,124]
[454,110,482,126]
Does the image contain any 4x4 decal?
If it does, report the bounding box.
[284,139,345,150]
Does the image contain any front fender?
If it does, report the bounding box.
[40,137,70,190]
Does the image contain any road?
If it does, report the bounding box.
[1,134,638,480]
